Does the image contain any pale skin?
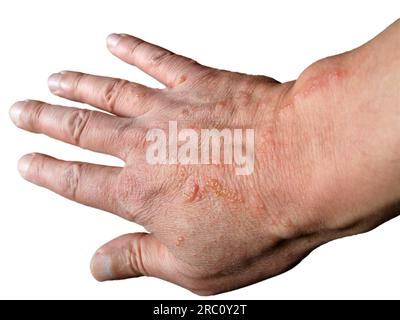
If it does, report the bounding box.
[9,19,400,295]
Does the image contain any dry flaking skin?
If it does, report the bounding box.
[10,20,400,295]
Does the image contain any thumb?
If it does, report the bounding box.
[90,233,178,282]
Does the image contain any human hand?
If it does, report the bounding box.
[10,20,400,295]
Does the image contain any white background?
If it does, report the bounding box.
[0,0,399,299]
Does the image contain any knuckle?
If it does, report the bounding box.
[62,162,83,199]
[116,171,148,212]
[127,125,147,151]
[185,67,217,90]
[103,79,131,112]
[178,56,197,71]
[110,119,147,159]
[63,109,92,145]
[115,169,159,223]
[127,234,148,276]
[150,49,173,68]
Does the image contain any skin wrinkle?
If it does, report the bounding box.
[66,109,93,146]
[27,101,47,132]
[150,50,175,78]
[63,162,82,200]
[10,20,400,294]
[70,72,86,99]
[109,120,138,160]
[130,234,149,276]
[103,79,129,113]
[127,39,146,62]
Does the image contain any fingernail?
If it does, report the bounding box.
[18,154,34,177]
[9,101,26,126]
[48,73,63,93]
[90,253,113,281]
[107,33,122,48]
